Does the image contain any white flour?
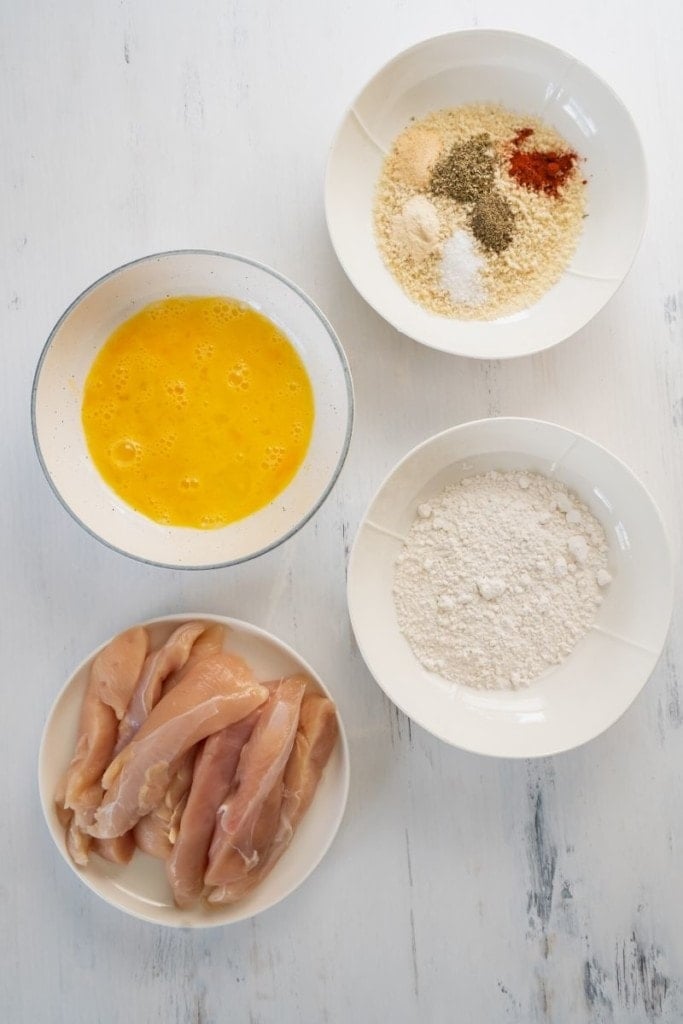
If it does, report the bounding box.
[393,470,612,689]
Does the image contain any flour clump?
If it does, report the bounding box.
[393,470,611,689]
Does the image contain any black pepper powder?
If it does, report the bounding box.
[470,191,515,253]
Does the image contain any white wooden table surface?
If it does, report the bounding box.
[2,2,682,1021]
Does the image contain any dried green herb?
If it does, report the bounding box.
[429,133,495,203]
[470,191,515,253]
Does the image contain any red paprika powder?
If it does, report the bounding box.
[508,127,579,197]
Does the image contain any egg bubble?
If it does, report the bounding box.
[227,361,250,389]
[165,379,189,407]
[160,432,177,450]
[110,438,142,467]
[262,444,285,469]
[195,342,215,361]
[140,354,161,374]
[200,513,224,529]
[179,476,200,491]
[222,302,248,322]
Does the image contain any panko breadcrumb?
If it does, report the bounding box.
[374,104,587,321]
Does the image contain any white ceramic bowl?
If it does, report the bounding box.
[326,30,647,359]
[348,419,672,757]
[39,613,350,927]
[32,251,353,567]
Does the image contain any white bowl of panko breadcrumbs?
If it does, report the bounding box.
[325,30,647,359]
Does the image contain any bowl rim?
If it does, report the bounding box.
[325,28,649,360]
[30,249,355,570]
[347,415,674,758]
[38,611,351,927]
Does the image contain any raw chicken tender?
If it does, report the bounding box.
[164,624,226,692]
[116,621,207,753]
[92,834,136,865]
[205,676,306,886]
[63,626,149,817]
[208,773,286,890]
[276,693,339,844]
[134,749,197,860]
[209,692,338,905]
[89,654,267,839]
[58,626,148,863]
[166,710,260,908]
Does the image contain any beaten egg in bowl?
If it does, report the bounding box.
[81,296,315,529]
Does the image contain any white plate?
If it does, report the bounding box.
[347,419,672,758]
[32,250,354,567]
[326,30,647,359]
[39,614,350,927]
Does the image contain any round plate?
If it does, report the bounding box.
[326,30,647,358]
[32,250,354,568]
[347,419,672,757]
[39,614,350,927]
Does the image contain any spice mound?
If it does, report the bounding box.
[375,104,587,320]
[508,127,578,196]
[393,471,611,690]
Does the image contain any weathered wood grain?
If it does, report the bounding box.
[1,1,682,1021]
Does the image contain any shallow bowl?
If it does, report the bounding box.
[326,30,647,358]
[39,613,350,926]
[32,250,353,567]
[347,418,672,757]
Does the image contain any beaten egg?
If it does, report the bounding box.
[82,296,314,528]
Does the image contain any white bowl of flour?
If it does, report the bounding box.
[347,418,672,757]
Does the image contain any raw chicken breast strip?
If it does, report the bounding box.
[205,676,306,886]
[65,815,92,867]
[89,654,267,839]
[62,626,149,828]
[92,834,136,865]
[128,626,228,862]
[95,627,151,721]
[134,748,197,860]
[115,621,207,753]
[166,710,260,908]
[163,624,226,693]
[208,692,338,905]
[208,771,286,890]
[53,776,71,830]
[275,694,339,846]
[55,777,92,867]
